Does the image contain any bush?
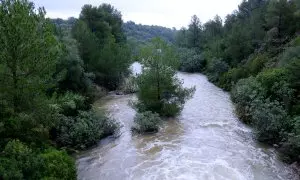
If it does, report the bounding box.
[55,110,119,150]
[219,67,248,91]
[0,140,40,180]
[56,92,88,116]
[286,58,300,89]
[256,69,293,109]
[231,77,266,123]
[0,140,76,180]
[206,58,229,83]
[256,68,289,92]
[278,46,300,67]
[251,99,289,143]
[40,149,76,180]
[246,53,268,75]
[132,111,162,133]
[282,116,300,162]
[178,48,206,72]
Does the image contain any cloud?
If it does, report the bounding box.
[32,0,242,28]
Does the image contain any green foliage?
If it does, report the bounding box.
[187,15,202,49]
[39,149,76,180]
[124,21,176,44]
[94,36,132,90]
[278,44,300,67]
[55,31,94,97]
[178,48,206,72]
[80,4,125,43]
[132,111,162,133]
[0,0,59,113]
[0,140,41,180]
[246,54,268,75]
[256,69,292,104]
[251,99,289,143]
[206,58,229,83]
[219,67,248,91]
[283,116,300,162]
[55,92,88,116]
[231,77,266,123]
[72,4,132,90]
[136,38,194,117]
[286,57,300,89]
[55,110,118,150]
[0,140,76,180]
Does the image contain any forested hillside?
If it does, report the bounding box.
[123,21,176,44]
[176,0,300,164]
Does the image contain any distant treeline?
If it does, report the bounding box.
[51,19,177,44]
[123,21,176,44]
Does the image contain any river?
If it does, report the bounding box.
[76,69,297,180]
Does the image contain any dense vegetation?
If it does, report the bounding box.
[0,0,131,179]
[176,0,300,164]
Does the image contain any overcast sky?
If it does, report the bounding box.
[32,0,242,29]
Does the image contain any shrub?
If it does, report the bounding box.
[0,140,40,180]
[256,68,289,92]
[56,92,88,116]
[286,58,300,89]
[251,99,289,143]
[219,67,248,91]
[278,46,300,67]
[246,53,268,75]
[40,149,76,180]
[0,140,76,180]
[132,111,162,133]
[55,110,119,150]
[231,77,266,123]
[178,48,206,72]
[256,69,294,109]
[282,116,300,162]
[206,58,229,83]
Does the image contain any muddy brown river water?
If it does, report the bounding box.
[76,68,297,180]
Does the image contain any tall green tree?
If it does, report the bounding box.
[187,15,202,49]
[79,3,125,44]
[136,38,194,116]
[73,4,131,90]
[0,0,59,114]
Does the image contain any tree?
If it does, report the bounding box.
[135,38,194,117]
[265,0,297,51]
[0,0,59,113]
[79,3,125,44]
[187,15,202,49]
[73,4,132,90]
